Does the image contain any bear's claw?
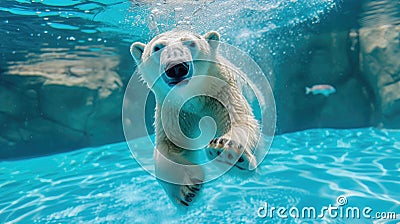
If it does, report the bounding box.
[206,137,256,170]
[177,183,202,206]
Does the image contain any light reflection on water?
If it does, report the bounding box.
[360,0,400,27]
[0,128,399,223]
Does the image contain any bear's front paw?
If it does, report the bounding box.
[206,137,256,170]
[176,182,202,207]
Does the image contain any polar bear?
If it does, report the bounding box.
[130,30,261,207]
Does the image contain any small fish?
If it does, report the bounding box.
[305,84,336,96]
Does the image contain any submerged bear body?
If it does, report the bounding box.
[130,30,261,207]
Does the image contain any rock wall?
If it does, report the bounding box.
[1,0,399,159]
[270,0,400,133]
[273,29,373,133]
[359,25,400,127]
[359,0,400,128]
[0,46,126,159]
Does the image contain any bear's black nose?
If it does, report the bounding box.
[165,62,189,79]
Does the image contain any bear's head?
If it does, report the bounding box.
[130,30,220,96]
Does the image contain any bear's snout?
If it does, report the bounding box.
[162,61,193,86]
[165,62,189,79]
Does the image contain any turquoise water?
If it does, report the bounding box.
[1,128,399,223]
[1,0,400,223]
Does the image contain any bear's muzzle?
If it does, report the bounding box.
[163,61,193,86]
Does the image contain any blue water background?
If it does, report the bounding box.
[1,128,399,223]
[1,0,400,223]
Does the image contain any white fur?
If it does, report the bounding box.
[131,30,260,207]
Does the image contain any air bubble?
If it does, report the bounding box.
[174,7,183,12]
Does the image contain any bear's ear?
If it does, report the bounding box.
[204,31,220,49]
[130,42,146,64]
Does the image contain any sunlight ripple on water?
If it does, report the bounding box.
[0,128,399,223]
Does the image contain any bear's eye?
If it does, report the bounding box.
[185,41,196,48]
[152,44,165,53]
